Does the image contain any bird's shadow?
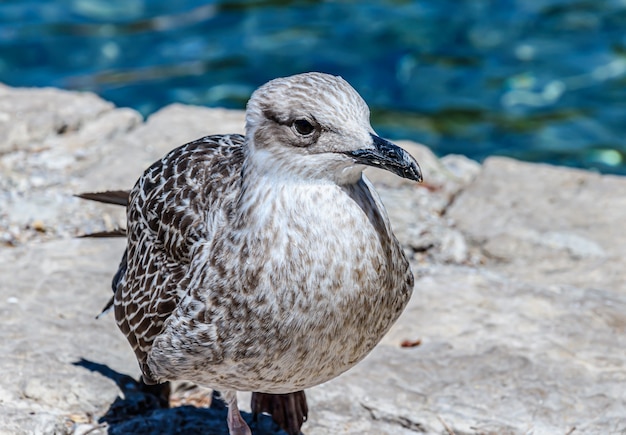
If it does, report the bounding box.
[73,359,290,434]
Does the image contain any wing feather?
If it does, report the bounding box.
[114,134,245,382]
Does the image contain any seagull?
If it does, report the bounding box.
[80,72,422,435]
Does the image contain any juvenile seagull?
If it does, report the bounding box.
[84,72,421,435]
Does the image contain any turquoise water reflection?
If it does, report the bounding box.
[1,0,625,174]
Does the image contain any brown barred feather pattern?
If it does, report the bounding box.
[87,72,422,435]
[117,135,246,382]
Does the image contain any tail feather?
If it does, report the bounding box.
[95,297,114,319]
[76,190,129,238]
[77,190,129,317]
[79,228,126,238]
[75,190,130,207]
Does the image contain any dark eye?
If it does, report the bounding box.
[293,119,315,136]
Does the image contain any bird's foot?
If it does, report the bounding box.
[227,409,252,435]
[223,390,252,435]
[138,379,171,409]
[251,390,308,435]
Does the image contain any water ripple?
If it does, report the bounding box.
[0,0,624,174]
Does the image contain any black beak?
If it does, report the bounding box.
[344,134,423,182]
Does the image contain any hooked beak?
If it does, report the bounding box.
[344,134,423,182]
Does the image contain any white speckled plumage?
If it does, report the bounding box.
[109,72,421,435]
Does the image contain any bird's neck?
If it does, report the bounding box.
[242,146,364,187]
[234,150,365,231]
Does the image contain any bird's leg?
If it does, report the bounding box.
[251,391,308,435]
[138,379,171,408]
[222,390,252,435]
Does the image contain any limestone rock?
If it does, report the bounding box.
[0,85,114,154]
[0,83,625,434]
[80,104,246,192]
[446,156,626,290]
[0,94,141,246]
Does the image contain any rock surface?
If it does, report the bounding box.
[0,85,624,435]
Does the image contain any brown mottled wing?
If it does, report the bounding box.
[115,134,245,383]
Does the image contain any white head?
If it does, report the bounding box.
[245,72,422,185]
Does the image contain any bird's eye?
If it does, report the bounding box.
[293,119,315,136]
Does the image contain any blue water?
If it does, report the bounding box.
[1,0,625,174]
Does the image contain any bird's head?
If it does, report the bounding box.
[245,72,422,185]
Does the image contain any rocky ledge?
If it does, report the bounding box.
[0,84,624,435]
